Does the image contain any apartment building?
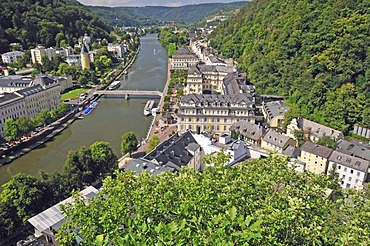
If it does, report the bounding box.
[328,150,369,190]
[299,141,333,174]
[262,101,290,128]
[172,48,199,70]
[261,129,296,153]
[177,93,256,135]
[107,43,127,58]
[31,45,56,64]
[1,51,24,64]
[186,64,233,95]
[0,75,61,136]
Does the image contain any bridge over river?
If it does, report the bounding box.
[94,89,162,98]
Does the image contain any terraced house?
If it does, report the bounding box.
[177,93,257,135]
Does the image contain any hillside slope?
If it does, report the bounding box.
[210,0,370,132]
[0,0,111,53]
[87,1,248,27]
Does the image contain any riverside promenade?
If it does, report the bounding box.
[118,59,177,169]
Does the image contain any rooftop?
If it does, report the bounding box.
[28,186,98,233]
[180,93,255,106]
[124,159,174,176]
[263,101,290,120]
[230,120,266,141]
[301,141,333,158]
[263,129,293,148]
[329,150,369,172]
[336,139,370,161]
[297,118,343,139]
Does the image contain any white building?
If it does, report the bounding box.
[31,45,56,64]
[107,43,127,58]
[1,51,24,64]
[328,150,369,190]
[0,75,61,136]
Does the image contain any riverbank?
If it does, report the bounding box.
[118,58,177,169]
[0,48,140,167]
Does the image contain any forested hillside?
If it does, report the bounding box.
[0,0,111,54]
[210,0,370,133]
[87,1,248,27]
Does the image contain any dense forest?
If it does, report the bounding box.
[87,1,248,27]
[210,0,370,134]
[58,155,370,245]
[0,0,111,54]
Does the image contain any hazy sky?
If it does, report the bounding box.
[77,0,246,7]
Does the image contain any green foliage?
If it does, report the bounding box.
[316,136,337,149]
[293,130,305,147]
[88,2,247,27]
[57,103,69,115]
[203,149,232,167]
[121,131,138,157]
[146,135,160,154]
[4,118,20,141]
[0,0,111,54]
[210,0,370,132]
[57,155,370,245]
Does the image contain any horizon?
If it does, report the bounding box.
[77,0,248,7]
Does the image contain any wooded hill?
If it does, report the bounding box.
[210,0,370,133]
[87,1,248,27]
[0,0,111,54]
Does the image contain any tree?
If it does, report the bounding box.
[0,174,47,222]
[57,103,69,115]
[89,141,117,177]
[316,136,337,149]
[15,116,34,136]
[36,109,50,126]
[57,154,370,245]
[203,149,232,167]
[64,146,93,189]
[121,132,138,157]
[293,129,305,146]
[146,135,160,154]
[3,118,19,141]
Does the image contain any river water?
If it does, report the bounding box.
[0,34,168,186]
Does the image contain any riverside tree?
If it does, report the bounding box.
[121,131,138,157]
[146,135,160,154]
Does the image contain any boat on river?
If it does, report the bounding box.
[108,81,121,90]
[151,108,158,116]
[82,102,99,115]
[144,100,155,116]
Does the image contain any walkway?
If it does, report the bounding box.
[93,90,162,97]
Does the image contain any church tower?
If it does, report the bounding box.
[81,41,90,70]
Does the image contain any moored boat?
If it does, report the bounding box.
[151,108,158,116]
[144,100,155,116]
[108,81,121,90]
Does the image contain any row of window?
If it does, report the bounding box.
[180,124,227,131]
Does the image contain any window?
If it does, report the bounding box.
[338,165,341,169]
[344,167,347,172]
[357,172,361,177]
[349,177,352,182]
[346,183,351,188]
[342,174,345,179]
[350,169,354,174]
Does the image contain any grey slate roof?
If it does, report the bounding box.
[33,75,58,87]
[15,85,43,96]
[264,101,290,120]
[172,48,198,59]
[186,142,200,152]
[283,145,301,158]
[262,129,292,148]
[329,150,369,172]
[336,139,370,161]
[0,93,22,104]
[144,131,198,169]
[124,159,174,176]
[180,93,254,106]
[297,117,343,139]
[301,141,333,158]
[229,120,265,141]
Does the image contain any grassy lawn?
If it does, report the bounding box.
[61,88,89,100]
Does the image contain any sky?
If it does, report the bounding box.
[77,0,245,7]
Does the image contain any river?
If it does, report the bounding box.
[0,34,168,186]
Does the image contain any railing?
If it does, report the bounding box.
[93,90,162,96]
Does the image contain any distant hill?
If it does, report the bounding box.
[87,1,249,27]
[210,0,370,132]
[0,0,111,54]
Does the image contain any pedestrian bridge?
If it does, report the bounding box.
[94,90,162,97]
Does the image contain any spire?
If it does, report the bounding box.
[81,41,89,54]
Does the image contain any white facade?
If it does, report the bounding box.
[31,46,56,64]
[107,43,127,58]
[1,51,24,64]
[328,151,369,190]
[0,94,26,135]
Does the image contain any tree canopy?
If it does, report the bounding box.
[121,131,138,157]
[58,155,370,245]
[0,0,111,53]
[210,0,370,133]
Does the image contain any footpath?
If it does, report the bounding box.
[118,59,177,169]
